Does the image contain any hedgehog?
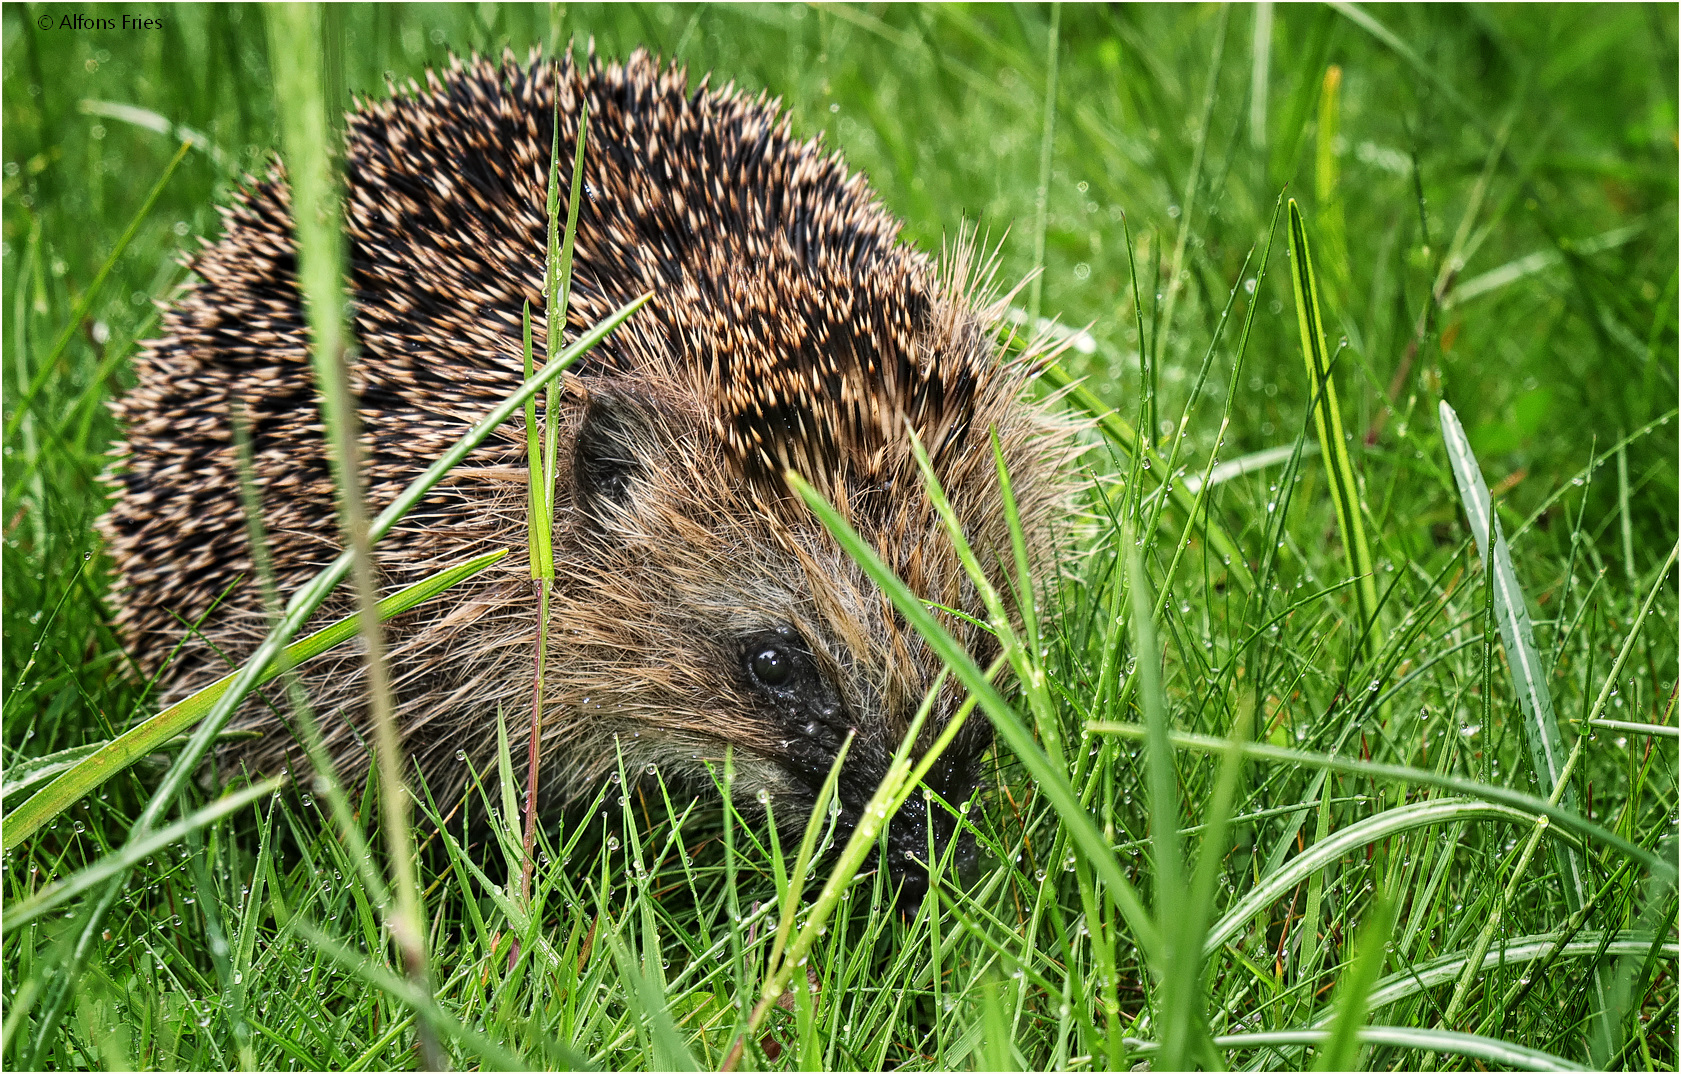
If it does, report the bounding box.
[100,49,1075,903]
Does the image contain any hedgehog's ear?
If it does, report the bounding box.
[572,388,650,530]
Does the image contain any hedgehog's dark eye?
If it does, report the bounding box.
[750,647,792,687]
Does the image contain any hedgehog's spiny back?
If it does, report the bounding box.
[105,48,1025,669]
[100,50,1067,827]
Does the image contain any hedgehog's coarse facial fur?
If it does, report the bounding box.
[99,49,1075,902]
[542,370,1018,894]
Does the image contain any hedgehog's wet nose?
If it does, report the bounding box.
[893,861,931,910]
[885,791,980,913]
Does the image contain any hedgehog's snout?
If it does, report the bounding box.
[883,786,981,912]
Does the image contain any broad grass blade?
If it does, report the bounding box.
[1286,199,1381,658]
[1129,1025,1585,1072]
[1204,797,1539,955]
[1084,722,1677,888]
[1438,400,1591,921]
[1439,401,1570,796]
[1,744,103,800]
[1324,931,1678,1028]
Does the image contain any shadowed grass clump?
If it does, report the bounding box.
[4,3,1676,1070]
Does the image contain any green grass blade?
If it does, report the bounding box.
[1181,706,1252,1007]
[537,95,587,578]
[1287,198,1381,658]
[1439,398,1598,953]
[991,429,1040,657]
[1026,2,1060,322]
[77,98,229,166]
[3,549,508,850]
[4,776,283,927]
[1126,529,1197,1065]
[1130,1025,1586,1072]
[607,930,699,1072]
[1,743,103,800]
[1439,401,1571,797]
[1203,797,1540,956]
[906,427,1058,756]
[1320,932,1680,1028]
[1180,442,1321,493]
[1086,723,1678,889]
[1327,3,1480,123]
[229,791,279,1069]
[1312,880,1398,1071]
[766,735,852,983]
[1581,539,1678,733]
[1588,716,1678,738]
[1314,66,1347,288]
[523,299,548,579]
[977,971,1017,1071]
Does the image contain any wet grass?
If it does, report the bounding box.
[3,3,1677,1070]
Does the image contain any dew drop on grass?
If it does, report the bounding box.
[606,835,620,851]
[456,749,467,761]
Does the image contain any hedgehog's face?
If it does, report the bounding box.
[552,381,999,905]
